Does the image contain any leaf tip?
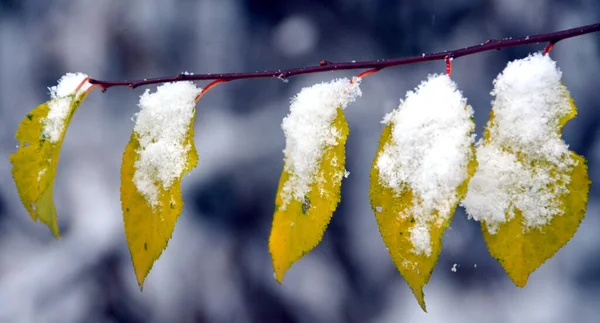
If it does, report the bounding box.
[133,262,150,289]
[414,288,427,312]
[273,268,285,284]
[50,226,61,239]
[507,269,530,288]
[269,245,291,284]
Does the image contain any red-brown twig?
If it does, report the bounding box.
[445,56,453,76]
[89,23,600,91]
[355,69,380,80]
[75,76,91,93]
[543,42,555,55]
[195,79,229,103]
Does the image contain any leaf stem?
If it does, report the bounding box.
[543,42,555,55]
[445,56,453,76]
[355,68,380,80]
[195,79,228,103]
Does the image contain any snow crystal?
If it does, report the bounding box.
[409,223,433,255]
[451,263,458,272]
[132,82,202,207]
[461,53,575,233]
[42,73,91,142]
[376,74,474,256]
[37,168,47,181]
[280,77,362,208]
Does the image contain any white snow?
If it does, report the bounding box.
[484,52,572,160]
[279,77,362,208]
[376,74,474,256]
[42,72,91,142]
[132,81,202,207]
[409,224,433,256]
[461,52,575,233]
[451,263,458,272]
[37,168,47,181]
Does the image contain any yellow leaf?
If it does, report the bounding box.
[480,98,590,287]
[120,112,198,288]
[369,123,476,311]
[269,107,348,282]
[10,92,88,238]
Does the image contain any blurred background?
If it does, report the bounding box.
[1,0,599,322]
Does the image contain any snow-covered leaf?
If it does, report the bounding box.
[10,73,91,237]
[121,82,201,287]
[270,78,361,282]
[370,74,476,311]
[462,53,590,287]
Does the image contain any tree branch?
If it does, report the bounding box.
[89,23,600,91]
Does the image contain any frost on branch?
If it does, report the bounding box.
[10,72,91,237]
[270,78,361,282]
[461,52,590,287]
[120,82,201,287]
[370,74,476,311]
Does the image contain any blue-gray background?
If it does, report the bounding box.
[1,1,599,322]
